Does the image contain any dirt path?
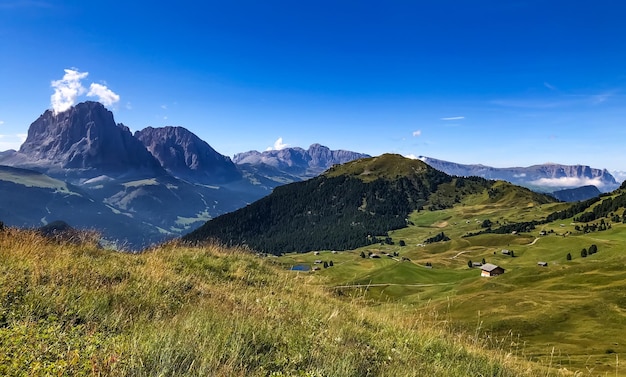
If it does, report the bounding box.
[330,283,453,289]
[528,237,540,246]
[450,250,472,259]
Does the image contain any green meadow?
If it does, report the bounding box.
[278,190,626,375]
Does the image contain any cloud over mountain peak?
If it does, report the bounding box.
[50,69,120,113]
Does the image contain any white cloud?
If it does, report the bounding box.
[87,83,120,107]
[266,137,289,151]
[440,116,465,121]
[590,91,615,105]
[0,120,4,126]
[50,68,88,113]
[611,171,626,184]
[513,173,527,178]
[161,104,168,110]
[412,130,422,137]
[404,154,418,159]
[544,82,557,91]
[50,69,120,113]
[530,177,608,189]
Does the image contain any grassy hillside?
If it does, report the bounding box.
[185,154,557,254]
[184,155,457,254]
[276,188,626,375]
[0,227,556,376]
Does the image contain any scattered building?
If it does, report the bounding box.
[501,249,511,255]
[472,262,483,267]
[480,263,505,277]
[537,261,548,267]
[314,260,323,264]
[370,254,381,259]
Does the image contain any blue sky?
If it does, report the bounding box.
[1,1,626,175]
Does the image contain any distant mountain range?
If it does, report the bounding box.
[418,156,620,196]
[233,144,370,179]
[0,101,621,248]
[0,102,368,249]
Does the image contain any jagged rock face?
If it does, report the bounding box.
[233,144,370,178]
[134,126,241,183]
[18,101,163,174]
[420,156,619,192]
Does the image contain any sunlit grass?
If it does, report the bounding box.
[0,227,557,376]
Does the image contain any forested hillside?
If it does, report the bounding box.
[184,155,545,254]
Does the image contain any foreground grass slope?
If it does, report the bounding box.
[0,227,559,376]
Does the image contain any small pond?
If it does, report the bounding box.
[290,264,310,271]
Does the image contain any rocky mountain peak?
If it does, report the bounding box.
[233,144,370,178]
[134,126,241,184]
[15,101,164,177]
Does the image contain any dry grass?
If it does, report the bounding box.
[0,228,564,376]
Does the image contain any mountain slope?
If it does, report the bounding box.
[135,126,241,184]
[551,185,601,202]
[420,156,619,193]
[0,228,545,376]
[0,102,265,249]
[0,165,167,246]
[185,154,558,254]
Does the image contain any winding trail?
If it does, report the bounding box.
[528,237,540,246]
[450,250,472,259]
[330,283,453,289]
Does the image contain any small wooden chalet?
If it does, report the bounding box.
[480,263,505,277]
[537,261,548,267]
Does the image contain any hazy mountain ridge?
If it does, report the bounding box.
[419,156,619,194]
[550,185,602,202]
[233,143,371,178]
